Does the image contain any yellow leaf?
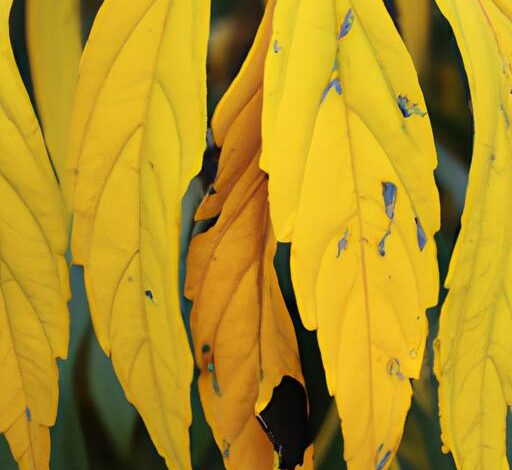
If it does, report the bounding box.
[433,1,512,469]
[262,0,440,469]
[394,0,431,74]
[26,0,82,181]
[186,4,309,467]
[63,0,210,468]
[0,1,70,468]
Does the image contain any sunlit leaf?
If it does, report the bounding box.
[261,0,440,468]
[25,0,82,180]
[433,1,512,469]
[186,3,310,468]
[63,0,210,468]
[0,1,70,468]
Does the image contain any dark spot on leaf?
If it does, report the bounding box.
[378,229,391,257]
[415,217,427,251]
[273,39,282,53]
[321,78,342,103]
[376,450,392,470]
[338,9,354,39]
[25,407,31,422]
[397,95,427,118]
[257,376,310,469]
[207,362,221,396]
[382,182,397,220]
[144,290,154,301]
[336,229,349,258]
[201,343,211,354]
[222,439,230,459]
[386,358,404,380]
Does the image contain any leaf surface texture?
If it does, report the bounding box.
[63,1,210,467]
[261,0,440,468]
[186,4,309,468]
[0,1,70,468]
[434,1,512,469]
[26,0,82,180]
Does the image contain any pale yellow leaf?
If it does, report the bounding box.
[434,1,512,469]
[26,0,82,181]
[63,1,210,468]
[262,0,440,469]
[0,1,70,468]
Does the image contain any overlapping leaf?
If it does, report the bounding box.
[63,1,210,468]
[186,3,310,468]
[394,0,431,73]
[26,0,82,180]
[0,1,70,468]
[261,0,440,468]
[433,1,512,469]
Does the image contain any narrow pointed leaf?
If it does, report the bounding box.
[0,1,70,468]
[434,1,512,469]
[262,0,440,468]
[26,0,82,180]
[63,1,210,468]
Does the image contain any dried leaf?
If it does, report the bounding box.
[434,1,512,469]
[63,1,210,468]
[26,0,82,180]
[0,1,70,468]
[186,4,309,467]
[261,0,440,468]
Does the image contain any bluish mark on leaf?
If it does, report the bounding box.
[273,39,282,53]
[321,78,342,103]
[201,343,210,354]
[376,450,392,470]
[338,9,354,39]
[378,228,391,257]
[25,407,31,422]
[144,290,154,302]
[397,95,427,118]
[222,439,231,459]
[415,217,427,251]
[207,362,221,396]
[337,229,350,258]
[382,182,397,220]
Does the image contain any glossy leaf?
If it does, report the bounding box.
[26,0,82,181]
[262,0,440,468]
[186,3,310,467]
[0,0,70,468]
[63,0,210,468]
[433,1,512,469]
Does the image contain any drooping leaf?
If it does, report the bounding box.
[63,1,210,468]
[25,0,82,180]
[0,1,70,468]
[433,2,512,469]
[261,0,440,469]
[185,4,310,467]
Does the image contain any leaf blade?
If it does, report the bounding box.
[26,0,82,180]
[434,1,512,469]
[262,0,440,468]
[64,1,210,468]
[0,1,70,468]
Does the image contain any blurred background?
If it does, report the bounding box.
[0,0,481,468]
